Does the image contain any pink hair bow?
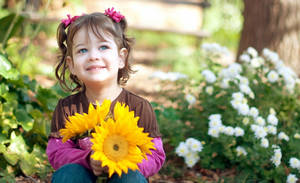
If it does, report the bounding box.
[61,14,80,27]
[104,7,125,23]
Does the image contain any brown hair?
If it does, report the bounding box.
[55,12,135,92]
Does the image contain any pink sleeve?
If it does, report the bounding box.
[46,138,92,170]
[137,137,165,178]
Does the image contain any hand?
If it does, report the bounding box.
[90,151,108,176]
[78,137,93,150]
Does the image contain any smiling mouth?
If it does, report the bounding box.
[86,66,106,71]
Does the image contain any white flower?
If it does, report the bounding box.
[186,138,203,152]
[201,43,230,56]
[209,114,222,121]
[234,127,245,137]
[250,58,261,68]
[278,132,289,141]
[263,48,279,65]
[267,114,278,126]
[184,152,200,168]
[249,92,255,99]
[209,119,222,128]
[275,60,285,69]
[263,67,270,74]
[218,125,226,134]
[289,158,300,169]
[294,133,300,139]
[185,94,196,106]
[208,127,220,138]
[220,78,230,88]
[249,107,259,118]
[205,86,214,95]
[266,125,277,135]
[150,71,187,81]
[175,142,189,157]
[267,70,279,83]
[253,126,267,139]
[224,126,235,136]
[269,108,276,115]
[202,70,217,83]
[232,92,244,102]
[236,146,247,156]
[239,84,252,95]
[243,117,250,125]
[255,117,266,126]
[226,63,242,78]
[287,174,298,183]
[231,99,241,109]
[238,76,249,85]
[167,72,188,81]
[261,138,269,148]
[239,54,251,63]
[251,124,259,131]
[270,148,282,167]
[247,47,258,58]
[237,103,250,116]
[278,66,297,78]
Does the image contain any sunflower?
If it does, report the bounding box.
[59,99,111,143]
[91,102,156,177]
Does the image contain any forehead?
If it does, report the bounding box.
[72,26,115,45]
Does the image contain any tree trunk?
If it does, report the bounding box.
[237,0,300,74]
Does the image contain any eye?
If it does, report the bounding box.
[78,48,87,54]
[99,45,108,51]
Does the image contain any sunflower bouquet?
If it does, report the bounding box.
[59,100,156,177]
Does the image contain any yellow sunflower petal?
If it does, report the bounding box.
[59,101,112,142]
[90,101,155,177]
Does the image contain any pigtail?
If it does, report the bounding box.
[117,18,136,85]
[55,23,69,91]
[55,23,75,92]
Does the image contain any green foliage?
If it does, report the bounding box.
[202,0,243,51]
[155,46,300,181]
[0,52,58,179]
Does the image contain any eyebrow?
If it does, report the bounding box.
[74,43,85,49]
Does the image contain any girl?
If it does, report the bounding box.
[46,8,165,183]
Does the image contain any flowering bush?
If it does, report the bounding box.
[153,45,300,182]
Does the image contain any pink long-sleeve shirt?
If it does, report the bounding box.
[46,137,165,178]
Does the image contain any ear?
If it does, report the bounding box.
[66,56,75,74]
[118,48,128,69]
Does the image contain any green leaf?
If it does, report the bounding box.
[0,53,19,80]
[2,92,18,105]
[0,143,5,153]
[0,165,16,183]
[2,118,17,129]
[14,109,34,131]
[19,152,37,176]
[0,134,8,144]
[3,151,18,165]
[0,13,25,44]
[36,87,58,111]
[0,83,9,96]
[30,109,48,136]
[8,131,28,154]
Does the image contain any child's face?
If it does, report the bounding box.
[66,27,127,87]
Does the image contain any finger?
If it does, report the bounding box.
[91,159,101,166]
[93,169,103,176]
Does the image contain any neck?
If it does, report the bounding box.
[85,84,123,105]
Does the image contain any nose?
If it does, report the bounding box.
[88,48,100,61]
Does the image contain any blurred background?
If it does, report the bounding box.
[1,0,300,182]
[0,0,244,101]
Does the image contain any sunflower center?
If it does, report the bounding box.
[103,135,128,161]
[113,144,119,151]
